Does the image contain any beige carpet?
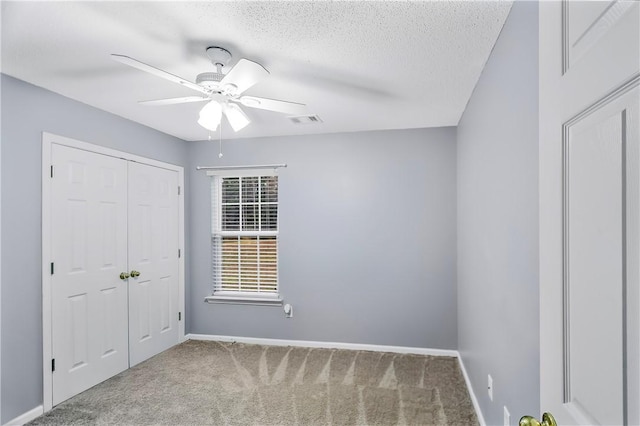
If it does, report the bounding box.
[29,340,478,425]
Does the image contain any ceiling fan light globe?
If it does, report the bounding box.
[198,101,223,131]
[224,103,250,132]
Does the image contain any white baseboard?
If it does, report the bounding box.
[3,405,43,426]
[186,333,459,357]
[457,356,486,426]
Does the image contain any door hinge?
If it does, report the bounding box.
[178,249,181,258]
[52,358,55,372]
[51,262,54,275]
[178,186,181,195]
[50,165,54,178]
[178,312,182,321]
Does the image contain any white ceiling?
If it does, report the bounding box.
[1,1,512,141]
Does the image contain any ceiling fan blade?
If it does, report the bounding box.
[111,54,209,95]
[238,96,307,115]
[219,59,269,95]
[139,96,209,106]
[223,103,251,132]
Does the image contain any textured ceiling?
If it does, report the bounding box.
[1,1,512,141]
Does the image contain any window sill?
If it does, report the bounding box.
[205,293,283,306]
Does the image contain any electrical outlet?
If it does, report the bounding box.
[487,374,493,401]
[504,406,510,426]
[283,303,293,318]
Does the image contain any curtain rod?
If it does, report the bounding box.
[196,164,287,171]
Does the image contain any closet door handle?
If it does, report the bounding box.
[119,272,130,280]
[130,270,141,278]
[520,413,557,426]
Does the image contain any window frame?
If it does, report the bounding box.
[205,168,283,306]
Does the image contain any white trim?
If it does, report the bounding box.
[205,295,283,306]
[185,333,459,357]
[0,7,3,419]
[41,135,52,412]
[3,405,44,426]
[43,132,182,171]
[210,174,281,295]
[41,132,186,412]
[177,163,186,343]
[0,23,3,418]
[458,355,487,426]
[216,230,279,237]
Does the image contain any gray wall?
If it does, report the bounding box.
[1,74,459,422]
[0,74,188,423]
[188,128,458,349]
[457,2,539,425]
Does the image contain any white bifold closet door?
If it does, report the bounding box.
[51,145,129,405]
[51,145,179,406]
[127,161,179,367]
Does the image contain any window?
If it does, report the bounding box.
[210,172,280,302]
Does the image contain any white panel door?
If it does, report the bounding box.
[51,145,129,405]
[128,162,179,366]
[539,1,639,425]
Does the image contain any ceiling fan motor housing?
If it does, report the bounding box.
[196,72,225,89]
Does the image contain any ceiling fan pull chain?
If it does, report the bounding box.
[207,132,223,159]
[218,123,223,158]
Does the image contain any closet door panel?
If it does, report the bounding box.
[51,144,128,405]
[128,162,180,366]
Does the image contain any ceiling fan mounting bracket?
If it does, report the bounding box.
[206,46,232,67]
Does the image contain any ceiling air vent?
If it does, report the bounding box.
[289,115,323,125]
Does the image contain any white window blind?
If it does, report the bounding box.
[211,174,279,294]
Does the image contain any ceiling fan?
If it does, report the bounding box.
[111,46,307,132]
